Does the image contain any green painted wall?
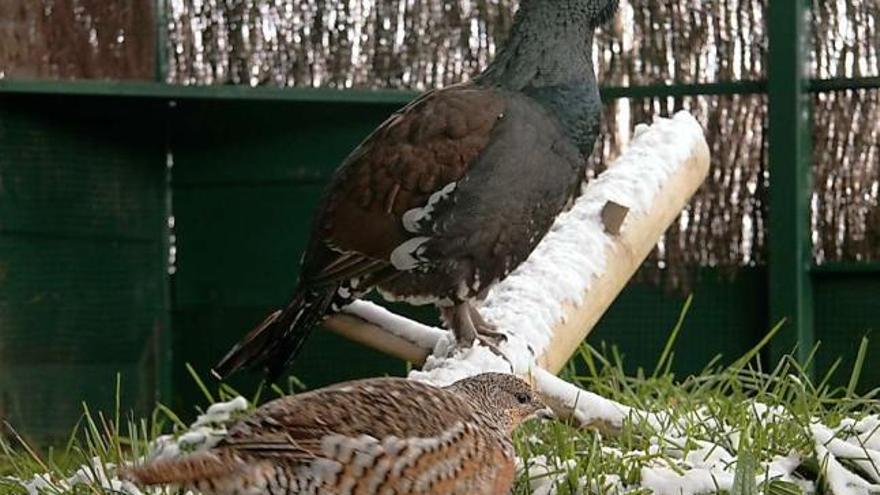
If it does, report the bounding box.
[167,98,409,409]
[0,85,877,442]
[0,94,170,442]
[813,274,880,392]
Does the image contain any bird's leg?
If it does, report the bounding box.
[466,303,507,343]
[441,304,510,365]
[441,305,476,349]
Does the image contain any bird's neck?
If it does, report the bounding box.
[475,12,598,91]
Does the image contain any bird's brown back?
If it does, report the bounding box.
[126,376,518,495]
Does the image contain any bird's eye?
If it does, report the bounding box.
[515,392,531,404]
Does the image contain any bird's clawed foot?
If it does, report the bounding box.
[467,304,508,344]
[442,303,511,369]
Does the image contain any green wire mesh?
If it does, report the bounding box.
[0,0,877,270]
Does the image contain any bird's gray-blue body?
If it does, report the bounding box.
[215,0,619,379]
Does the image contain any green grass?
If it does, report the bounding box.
[1,314,878,494]
[0,366,298,495]
[510,309,880,494]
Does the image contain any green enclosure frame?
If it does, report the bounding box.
[1,0,880,441]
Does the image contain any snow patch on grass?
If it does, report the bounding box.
[4,396,248,495]
[147,396,248,462]
[7,458,147,495]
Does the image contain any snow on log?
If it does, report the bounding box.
[325,111,710,383]
[531,367,630,429]
[324,300,446,364]
[533,111,710,372]
[532,368,678,432]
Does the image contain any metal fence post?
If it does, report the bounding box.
[154,0,173,404]
[767,0,815,366]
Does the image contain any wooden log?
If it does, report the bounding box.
[323,302,445,364]
[323,112,710,376]
[538,131,710,372]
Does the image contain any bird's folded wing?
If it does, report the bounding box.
[300,86,507,284]
[221,378,478,459]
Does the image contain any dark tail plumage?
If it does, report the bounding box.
[213,286,337,380]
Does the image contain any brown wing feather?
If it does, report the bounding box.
[219,377,477,459]
[302,86,506,284]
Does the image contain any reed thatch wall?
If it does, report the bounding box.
[162,0,880,282]
[1,0,877,282]
[0,0,154,80]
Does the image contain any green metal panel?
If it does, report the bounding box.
[600,81,767,100]
[1,76,879,433]
[810,77,880,92]
[767,0,815,365]
[812,262,880,274]
[4,77,880,103]
[588,269,768,377]
[813,273,880,393]
[0,94,171,442]
[0,80,417,106]
[167,99,414,410]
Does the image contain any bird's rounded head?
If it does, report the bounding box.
[446,373,554,433]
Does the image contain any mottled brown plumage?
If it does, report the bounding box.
[123,373,551,495]
[214,0,619,380]
[318,86,506,265]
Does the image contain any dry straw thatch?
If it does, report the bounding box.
[0,0,154,80]
[1,0,877,284]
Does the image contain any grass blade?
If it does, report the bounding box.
[846,336,869,397]
[653,294,693,379]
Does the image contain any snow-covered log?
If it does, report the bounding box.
[324,303,446,364]
[325,111,710,381]
[534,113,710,372]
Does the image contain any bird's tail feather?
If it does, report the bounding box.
[120,452,240,486]
[213,286,337,380]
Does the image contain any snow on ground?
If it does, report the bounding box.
[5,396,248,495]
[518,455,582,495]
[10,458,145,495]
[148,396,249,461]
[637,450,804,495]
[8,393,880,495]
[516,399,880,495]
[518,448,805,495]
[813,438,880,495]
[520,435,797,495]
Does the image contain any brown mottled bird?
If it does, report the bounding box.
[123,373,552,494]
[214,0,619,380]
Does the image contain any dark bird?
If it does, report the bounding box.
[123,373,553,495]
[215,0,618,379]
